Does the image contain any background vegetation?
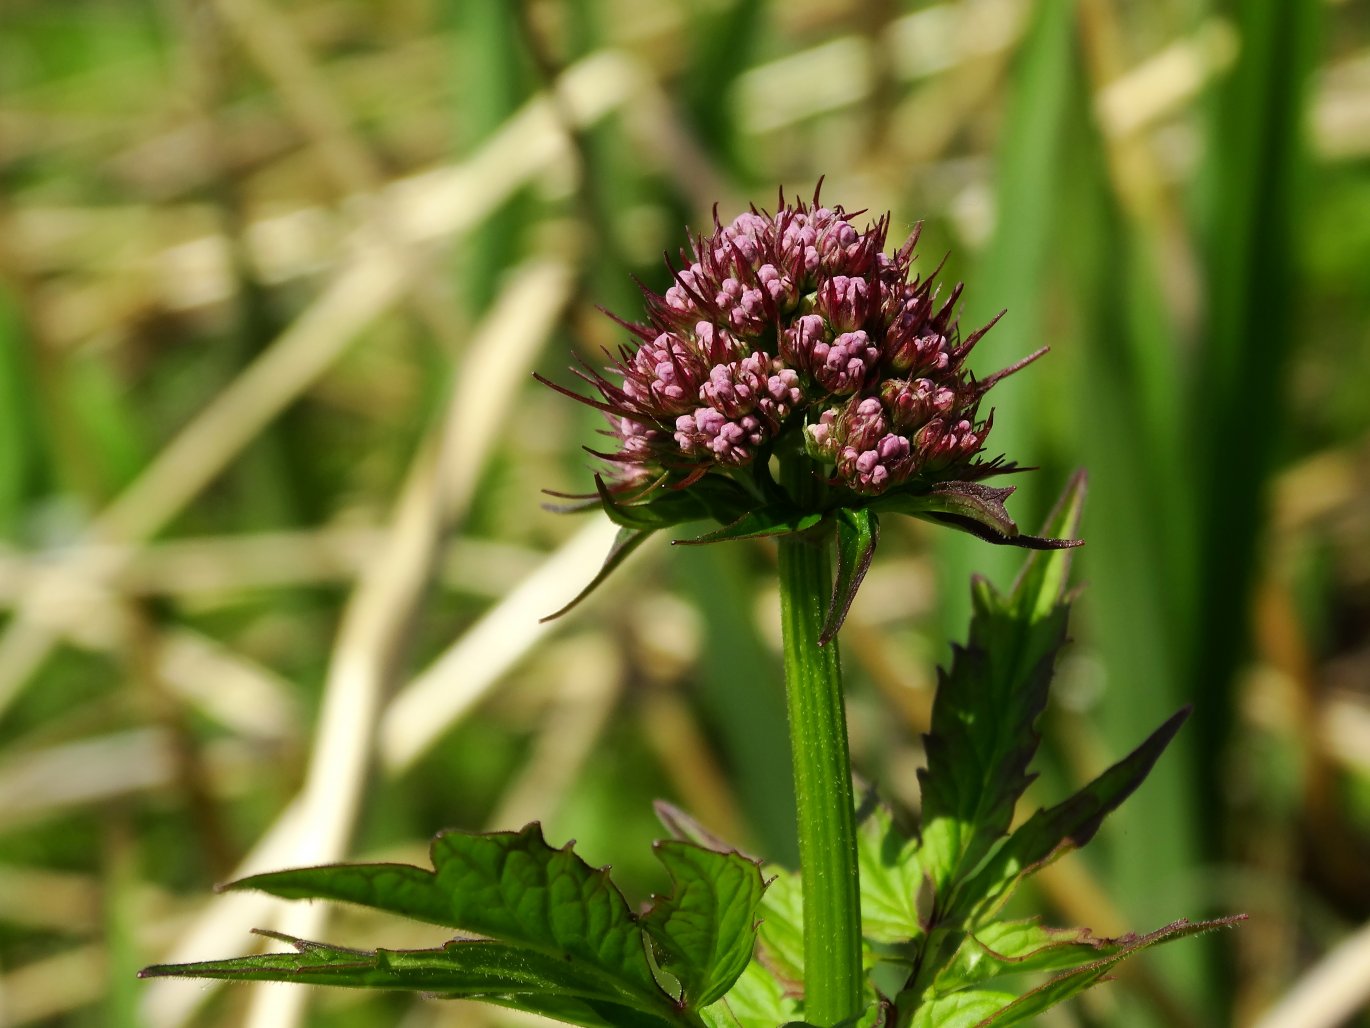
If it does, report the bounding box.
[1,0,1367,1025]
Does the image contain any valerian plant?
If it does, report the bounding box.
[141,188,1241,1027]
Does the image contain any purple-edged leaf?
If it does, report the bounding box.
[1006,471,1086,622]
[673,505,826,546]
[964,917,1246,1027]
[542,526,656,622]
[139,931,678,1027]
[929,920,1137,994]
[903,917,1244,1026]
[225,824,669,1009]
[819,508,879,645]
[641,841,767,1008]
[653,801,747,856]
[871,481,1080,551]
[957,707,1191,922]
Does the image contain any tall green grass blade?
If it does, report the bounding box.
[935,0,1076,633]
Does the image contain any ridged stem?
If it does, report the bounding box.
[777,458,863,1025]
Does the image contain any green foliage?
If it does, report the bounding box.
[140,476,1236,1026]
[142,824,766,1028]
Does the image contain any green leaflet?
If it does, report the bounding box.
[855,802,923,946]
[870,480,1081,553]
[930,920,1139,994]
[914,577,1070,912]
[140,932,670,1028]
[675,504,826,545]
[642,841,767,1008]
[909,918,1245,1028]
[915,475,1084,914]
[142,824,767,1026]
[955,706,1191,922]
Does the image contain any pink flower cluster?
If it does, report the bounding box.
[569,190,1026,497]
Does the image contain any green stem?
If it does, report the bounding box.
[777,459,863,1026]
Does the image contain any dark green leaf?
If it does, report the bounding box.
[915,475,1085,915]
[957,707,1191,921]
[595,474,709,530]
[542,526,656,621]
[673,505,825,546]
[641,841,767,1007]
[819,508,879,645]
[872,481,1080,551]
[915,578,1069,914]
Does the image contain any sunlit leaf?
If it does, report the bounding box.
[642,841,767,1007]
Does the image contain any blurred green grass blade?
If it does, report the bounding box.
[1054,53,1209,1027]
[58,349,148,502]
[674,544,797,864]
[0,288,43,538]
[1189,0,1320,851]
[936,0,1076,634]
[103,825,143,1028]
[681,0,765,173]
[452,1,535,311]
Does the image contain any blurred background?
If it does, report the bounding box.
[1,0,1367,1025]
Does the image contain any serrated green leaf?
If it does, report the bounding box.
[956,707,1191,922]
[542,526,656,621]
[819,508,879,645]
[642,841,767,1008]
[915,582,1069,914]
[914,475,1084,917]
[226,824,675,1016]
[855,802,923,945]
[139,931,675,1028]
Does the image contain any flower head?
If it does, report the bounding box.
[540,185,1074,624]
[552,186,1033,500]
